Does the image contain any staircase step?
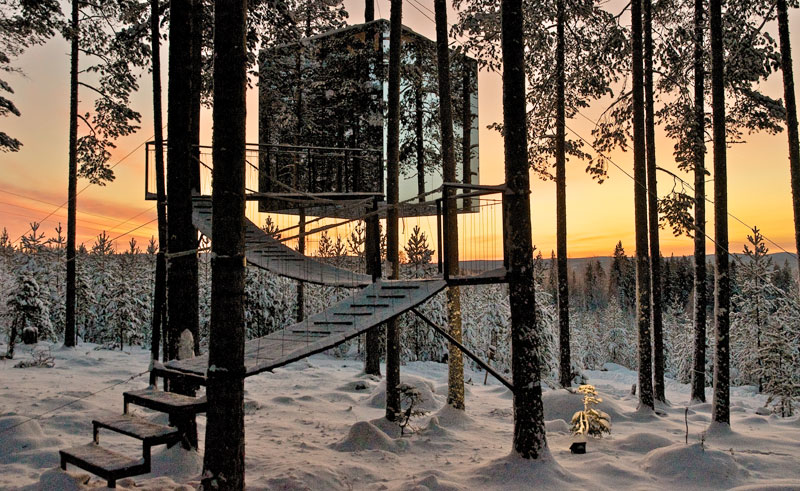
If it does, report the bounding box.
[93,414,180,446]
[60,443,147,488]
[123,389,207,416]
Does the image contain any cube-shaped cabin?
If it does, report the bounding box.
[258,19,479,218]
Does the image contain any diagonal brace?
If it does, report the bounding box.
[410,308,514,392]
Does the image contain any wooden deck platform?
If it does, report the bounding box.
[162,278,447,381]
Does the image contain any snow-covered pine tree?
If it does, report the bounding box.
[756,301,799,416]
[4,268,53,358]
[106,272,144,349]
[404,225,434,278]
[731,227,777,388]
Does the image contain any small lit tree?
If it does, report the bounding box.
[571,384,611,437]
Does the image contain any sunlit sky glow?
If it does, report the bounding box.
[1,0,799,260]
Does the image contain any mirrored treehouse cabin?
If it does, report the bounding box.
[258,19,479,218]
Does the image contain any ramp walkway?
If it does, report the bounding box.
[159,278,446,382]
[192,198,372,288]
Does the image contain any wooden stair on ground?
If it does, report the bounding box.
[192,197,372,288]
[59,389,206,488]
[160,278,447,382]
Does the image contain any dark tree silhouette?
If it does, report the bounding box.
[502,0,547,458]
[385,0,403,422]
[777,0,800,289]
[201,0,247,487]
[631,0,654,411]
[643,0,665,404]
[149,0,167,386]
[710,0,730,426]
[690,0,707,404]
[554,0,570,389]
[66,0,78,348]
[434,0,465,410]
[166,0,200,374]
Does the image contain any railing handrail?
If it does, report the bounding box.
[146,140,382,154]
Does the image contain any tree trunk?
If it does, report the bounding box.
[555,0,571,389]
[434,0,465,410]
[364,206,382,376]
[365,0,374,22]
[297,210,305,322]
[643,0,665,404]
[690,0,707,404]
[150,0,167,385]
[462,61,473,209]
[65,0,78,349]
[631,0,654,411]
[501,0,547,458]
[710,0,730,426]
[167,0,200,389]
[385,0,402,422]
[778,0,800,290]
[202,1,247,488]
[416,49,426,202]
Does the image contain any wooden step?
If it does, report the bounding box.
[60,443,147,488]
[123,389,207,417]
[93,414,180,446]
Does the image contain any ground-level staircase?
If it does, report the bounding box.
[59,389,207,488]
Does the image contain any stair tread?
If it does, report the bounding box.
[60,443,145,473]
[94,414,179,442]
[124,389,207,414]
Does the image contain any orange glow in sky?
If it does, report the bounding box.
[1,1,799,261]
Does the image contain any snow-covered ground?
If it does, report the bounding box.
[1,342,799,490]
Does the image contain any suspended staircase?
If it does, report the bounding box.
[59,200,448,487]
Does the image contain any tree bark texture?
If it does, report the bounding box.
[167,0,200,374]
[710,0,730,426]
[778,0,800,290]
[631,0,655,411]
[501,0,548,459]
[416,49,426,202]
[65,0,78,348]
[150,0,167,384]
[365,0,374,22]
[643,0,665,404]
[364,209,382,376]
[385,0,403,422]
[555,0,571,389]
[691,0,707,403]
[202,1,247,488]
[434,0,465,410]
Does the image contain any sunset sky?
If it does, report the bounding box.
[2,1,799,260]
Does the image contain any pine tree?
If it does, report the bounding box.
[710,0,731,426]
[202,0,247,485]
[0,0,61,151]
[4,270,52,359]
[757,303,798,417]
[404,226,434,277]
[501,0,547,458]
[777,0,800,289]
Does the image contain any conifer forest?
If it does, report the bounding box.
[2,0,800,489]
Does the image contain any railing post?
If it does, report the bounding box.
[436,198,443,274]
[145,141,151,199]
[366,195,382,282]
[442,185,450,281]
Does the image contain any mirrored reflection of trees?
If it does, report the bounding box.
[259,20,478,199]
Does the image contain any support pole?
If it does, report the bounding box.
[411,307,514,392]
